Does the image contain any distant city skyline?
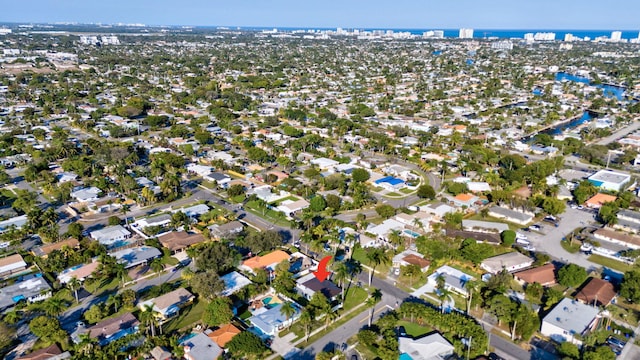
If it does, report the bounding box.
[2,0,640,30]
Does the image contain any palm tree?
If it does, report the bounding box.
[106,295,121,313]
[68,276,81,303]
[141,187,156,206]
[299,309,313,342]
[139,304,159,337]
[323,306,338,329]
[365,248,391,287]
[75,333,98,357]
[120,204,130,226]
[436,274,449,314]
[332,261,350,302]
[279,301,297,329]
[388,230,403,248]
[465,279,481,315]
[42,297,66,316]
[149,258,164,274]
[366,288,383,327]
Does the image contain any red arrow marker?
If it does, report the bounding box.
[313,255,332,282]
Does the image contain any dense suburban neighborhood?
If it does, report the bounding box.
[0,22,640,360]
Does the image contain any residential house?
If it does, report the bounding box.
[84,312,140,346]
[513,264,556,287]
[17,344,71,360]
[241,250,291,274]
[462,220,509,234]
[374,176,405,191]
[575,278,617,307]
[398,332,455,360]
[90,225,132,248]
[32,238,80,258]
[467,182,492,193]
[138,287,195,320]
[310,157,339,170]
[487,206,533,225]
[0,274,52,311]
[208,324,241,348]
[593,228,640,249]
[0,214,28,233]
[0,253,28,278]
[186,163,213,178]
[158,231,206,253]
[221,271,252,297]
[149,347,172,360]
[276,199,310,217]
[427,266,475,296]
[541,298,600,345]
[112,246,162,269]
[177,204,210,219]
[614,209,640,233]
[208,221,244,239]
[70,186,102,202]
[392,250,431,272]
[451,193,478,208]
[366,218,405,242]
[295,273,341,302]
[480,252,533,274]
[585,193,617,209]
[205,172,231,187]
[55,172,78,184]
[182,332,222,360]
[422,203,455,219]
[248,303,301,336]
[58,261,100,284]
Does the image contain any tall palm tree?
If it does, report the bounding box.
[436,274,450,314]
[106,294,121,313]
[332,261,350,302]
[366,288,383,327]
[149,258,164,274]
[365,248,391,287]
[68,276,81,303]
[465,279,481,315]
[323,306,338,329]
[139,304,159,337]
[299,309,313,342]
[279,301,297,329]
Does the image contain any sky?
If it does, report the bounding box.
[2,0,639,30]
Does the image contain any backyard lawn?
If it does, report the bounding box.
[164,299,206,333]
[588,254,633,273]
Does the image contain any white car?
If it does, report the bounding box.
[516,238,531,246]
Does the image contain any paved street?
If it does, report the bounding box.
[525,207,607,272]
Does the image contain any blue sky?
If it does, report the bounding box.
[2,0,639,30]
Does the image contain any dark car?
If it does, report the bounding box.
[398,326,407,337]
[351,355,358,360]
[488,353,505,360]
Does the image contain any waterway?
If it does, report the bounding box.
[540,110,595,136]
[555,72,626,100]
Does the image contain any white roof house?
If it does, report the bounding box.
[220,271,252,297]
[70,186,102,202]
[480,252,534,274]
[0,254,28,278]
[487,206,533,225]
[0,214,28,233]
[186,163,213,177]
[541,298,600,345]
[276,199,310,217]
[398,332,455,360]
[89,225,132,247]
[427,265,475,296]
[462,220,509,233]
[175,204,210,218]
[112,246,162,269]
[310,157,339,170]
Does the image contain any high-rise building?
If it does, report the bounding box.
[611,31,622,42]
[524,33,534,42]
[533,32,556,41]
[101,35,120,45]
[459,28,474,39]
[564,33,575,42]
[491,40,513,50]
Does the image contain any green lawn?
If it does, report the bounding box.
[343,286,368,311]
[201,181,217,190]
[245,200,291,227]
[272,196,300,205]
[397,320,432,337]
[84,277,121,295]
[399,188,414,194]
[588,254,633,273]
[384,192,402,197]
[560,240,581,254]
[351,248,392,276]
[163,300,206,333]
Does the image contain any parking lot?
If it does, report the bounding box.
[523,207,601,270]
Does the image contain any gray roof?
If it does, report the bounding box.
[462,219,509,233]
[90,225,131,244]
[112,246,162,269]
[0,273,51,310]
[618,209,640,222]
[488,206,533,222]
[543,297,600,335]
[588,169,630,185]
[208,172,230,181]
[180,332,222,360]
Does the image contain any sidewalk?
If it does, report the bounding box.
[265,301,368,360]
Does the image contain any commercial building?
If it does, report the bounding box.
[587,169,632,192]
[459,28,474,39]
